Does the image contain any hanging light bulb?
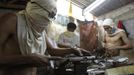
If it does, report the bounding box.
[68,0,72,17]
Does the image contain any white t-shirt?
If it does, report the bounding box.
[58,31,80,47]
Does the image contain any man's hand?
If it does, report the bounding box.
[71,47,91,56]
[70,47,83,56]
[30,53,49,65]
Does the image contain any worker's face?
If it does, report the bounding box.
[103,25,113,34]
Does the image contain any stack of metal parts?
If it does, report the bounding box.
[53,47,129,75]
[54,56,95,75]
[54,54,129,75]
[86,56,129,75]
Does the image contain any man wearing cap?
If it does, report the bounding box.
[102,18,132,58]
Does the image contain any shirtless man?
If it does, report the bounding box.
[0,0,81,75]
[102,19,133,58]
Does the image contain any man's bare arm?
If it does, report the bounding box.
[0,32,9,51]
[119,31,133,50]
[104,31,133,51]
[57,43,71,48]
[45,35,76,56]
[0,13,17,52]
